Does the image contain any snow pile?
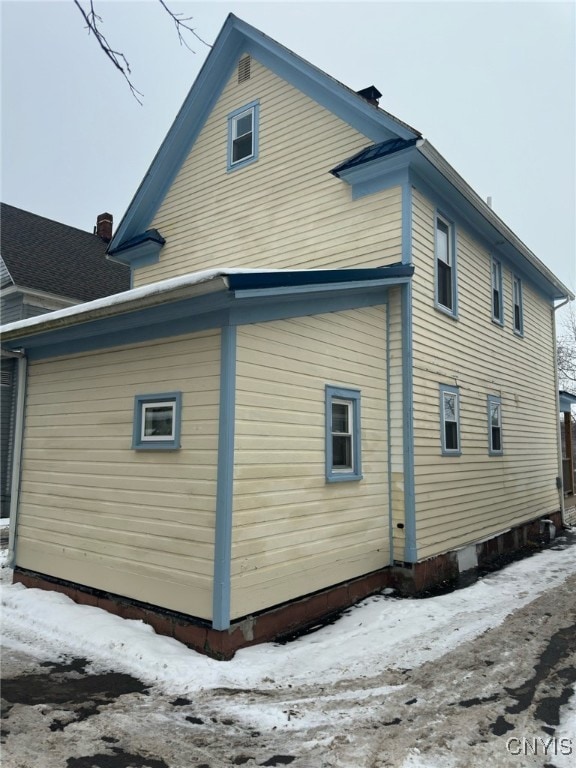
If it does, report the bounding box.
[2,539,576,695]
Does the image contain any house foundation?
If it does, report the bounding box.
[12,510,563,660]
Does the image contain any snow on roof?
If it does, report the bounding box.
[0,268,279,336]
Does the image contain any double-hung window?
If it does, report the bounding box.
[435,214,457,316]
[513,276,523,335]
[491,257,503,324]
[325,386,362,482]
[488,395,503,455]
[440,384,461,455]
[227,101,259,171]
[132,392,182,450]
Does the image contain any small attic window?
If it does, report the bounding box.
[238,55,251,83]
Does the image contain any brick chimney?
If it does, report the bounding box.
[95,212,113,242]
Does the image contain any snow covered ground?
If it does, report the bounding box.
[2,533,576,767]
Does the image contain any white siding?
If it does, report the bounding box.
[17,331,221,619]
[135,57,402,286]
[231,306,390,619]
[411,189,559,559]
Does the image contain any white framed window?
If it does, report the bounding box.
[227,101,259,171]
[491,257,503,324]
[440,384,461,455]
[513,275,524,336]
[132,392,182,450]
[325,386,362,482]
[435,213,457,317]
[488,395,503,455]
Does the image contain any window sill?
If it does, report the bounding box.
[434,302,458,320]
[132,443,181,451]
[326,472,363,483]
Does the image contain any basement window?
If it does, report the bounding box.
[325,386,362,482]
[132,392,182,450]
[227,101,259,171]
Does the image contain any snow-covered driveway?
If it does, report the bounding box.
[2,533,575,767]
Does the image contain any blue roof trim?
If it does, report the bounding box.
[227,265,413,291]
[108,13,420,252]
[110,229,165,254]
[331,138,419,177]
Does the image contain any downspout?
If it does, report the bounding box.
[7,351,27,567]
[553,297,572,526]
[401,178,417,562]
[212,324,237,630]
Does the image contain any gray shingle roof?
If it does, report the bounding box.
[0,203,129,301]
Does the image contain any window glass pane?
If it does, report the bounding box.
[445,421,458,451]
[232,134,253,162]
[444,393,456,422]
[143,405,174,438]
[438,261,452,309]
[333,435,352,468]
[436,219,449,264]
[235,112,252,137]
[490,403,500,427]
[491,427,501,452]
[493,288,500,319]
[332,402,349,433]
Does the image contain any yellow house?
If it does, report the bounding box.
[1,15,572,658]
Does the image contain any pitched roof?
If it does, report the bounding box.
[109,13,421,253]
[1,203,129,302]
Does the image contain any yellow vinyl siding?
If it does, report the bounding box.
[231,306,390,618]
[134,57,402,286]
[411,189,559,559]
[16,330,220,619]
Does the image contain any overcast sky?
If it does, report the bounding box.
[1,1,574,294]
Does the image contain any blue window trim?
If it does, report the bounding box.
[512,275,524,336]
[434,211,458,319]
[227,100,260,172]
[487,394,503,456]
[132,391,182,450]
[439,384,461,456]
[325,386,362,482]
[491,256,504,326]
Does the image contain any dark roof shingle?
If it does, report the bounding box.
[1,203,129,301]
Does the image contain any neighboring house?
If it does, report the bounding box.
[1,15,573,659]
[560,390,576,505]
[0,204,130,516]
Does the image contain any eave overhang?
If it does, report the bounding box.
[107,229,166,267]
[332,139,573,302]
[0,266,413,361]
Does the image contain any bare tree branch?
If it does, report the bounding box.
[157,0,212,53]
[73,0,143,104]
[558,304,576,394]
[73,0,211,103]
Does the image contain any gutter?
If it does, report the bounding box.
[417,140,574,302]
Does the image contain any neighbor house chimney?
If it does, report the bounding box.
[95,212,113,242]
[356,85,382,107]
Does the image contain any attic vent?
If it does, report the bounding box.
[1,368,12,387]
[238,55,251,83]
